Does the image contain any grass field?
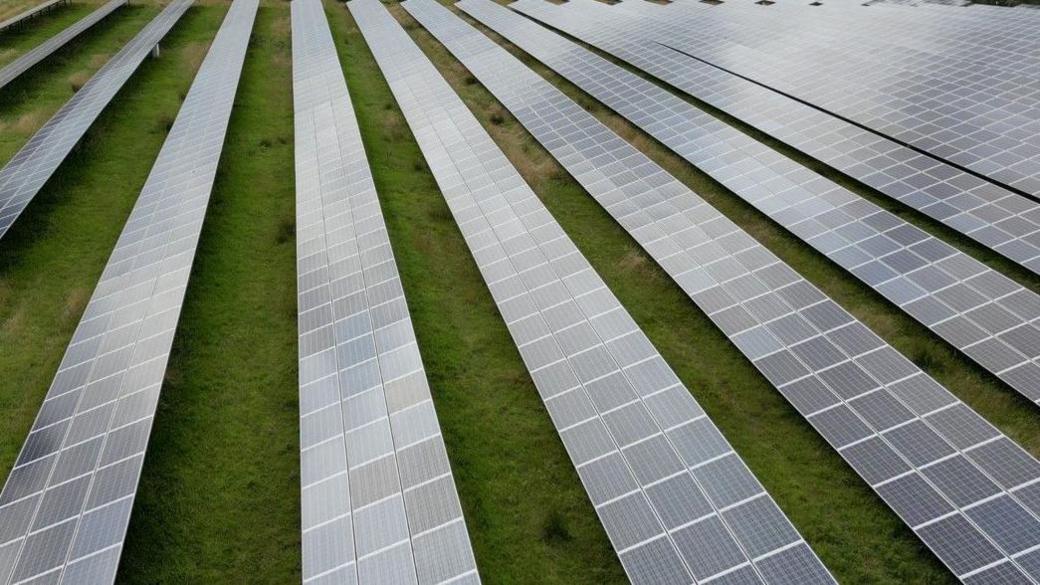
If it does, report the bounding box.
[0,0,1037,583]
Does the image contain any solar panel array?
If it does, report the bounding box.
[453,1,1040,581]
[350,0,834,582]
[291,0,479,582]
[487,0,1040,408]
[611,0,1040,198]
[526,0,1040,280]
[0,0,190,243]
[0,0,256,582]
[0,0,127,91]
[0,0,67,34]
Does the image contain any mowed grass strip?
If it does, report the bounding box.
[326,1,628,583]
[117,3,300,583]
[395,2,1002,581]
[0,2,164,163]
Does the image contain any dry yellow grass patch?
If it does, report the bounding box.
[68,70,91,92]
[12,111,43,134]
[61,287,89,324]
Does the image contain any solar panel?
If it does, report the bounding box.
[598,0,1040,198]
[0,0,190,243]
[455,0,1040,580]
[349,0,834,582]
[537,0,1040,279]
[0,0,68,34]
[507,0,1040,407]
[0,1,256,582]
[291,0,479,582]
[0,0,127,91]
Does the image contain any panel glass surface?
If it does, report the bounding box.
[350,1,833,583]
[0,0,190,242]
[0,0,126,91]
[456,0,1040,580]
[505,0,1040,408]
[0,1,257,582]
[291,0,479,583]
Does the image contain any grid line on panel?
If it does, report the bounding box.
[0,2,256,584]
[629,0,1040,198]
[456,0,1040,581]
[354,0,832,583]
[0,0,190,243]
[291,1,479,583]
[0,0,127,91]
[503,0,1040,409]
[572,0,1040,278]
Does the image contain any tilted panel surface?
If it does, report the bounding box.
[351,0,833,582]
[0,1,256,583]
[291,0,479,582]
[501,0,1040,407]
[526,0,1040,279]
[462,0,1040,581]
[0,0,127,91]
[0,0,191,242]
[617,0,1040,197]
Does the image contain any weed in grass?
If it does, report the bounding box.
[541,510,574,545]
[276,216,294,245]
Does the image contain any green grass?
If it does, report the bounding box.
[119,5,300,582]
[0,0,1038,583]
[326,2,628,583]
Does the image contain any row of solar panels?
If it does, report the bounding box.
[0,0,177,240]
[0,0,258,582]
[0,0,68,34]
[0,0,126,91]
[1,0,1039,583]
[344,0,1040,582]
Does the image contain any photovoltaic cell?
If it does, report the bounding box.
[552,0,1040,278]
[630,0,1040,198]
[0,0,126,91]
[0,0,67,34]
[455,0,1040,580]
[0,0,190,243]
[505,0,1040,409]
[350,0,833,582]
[291,0,479,582]
[0,1,256,582]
